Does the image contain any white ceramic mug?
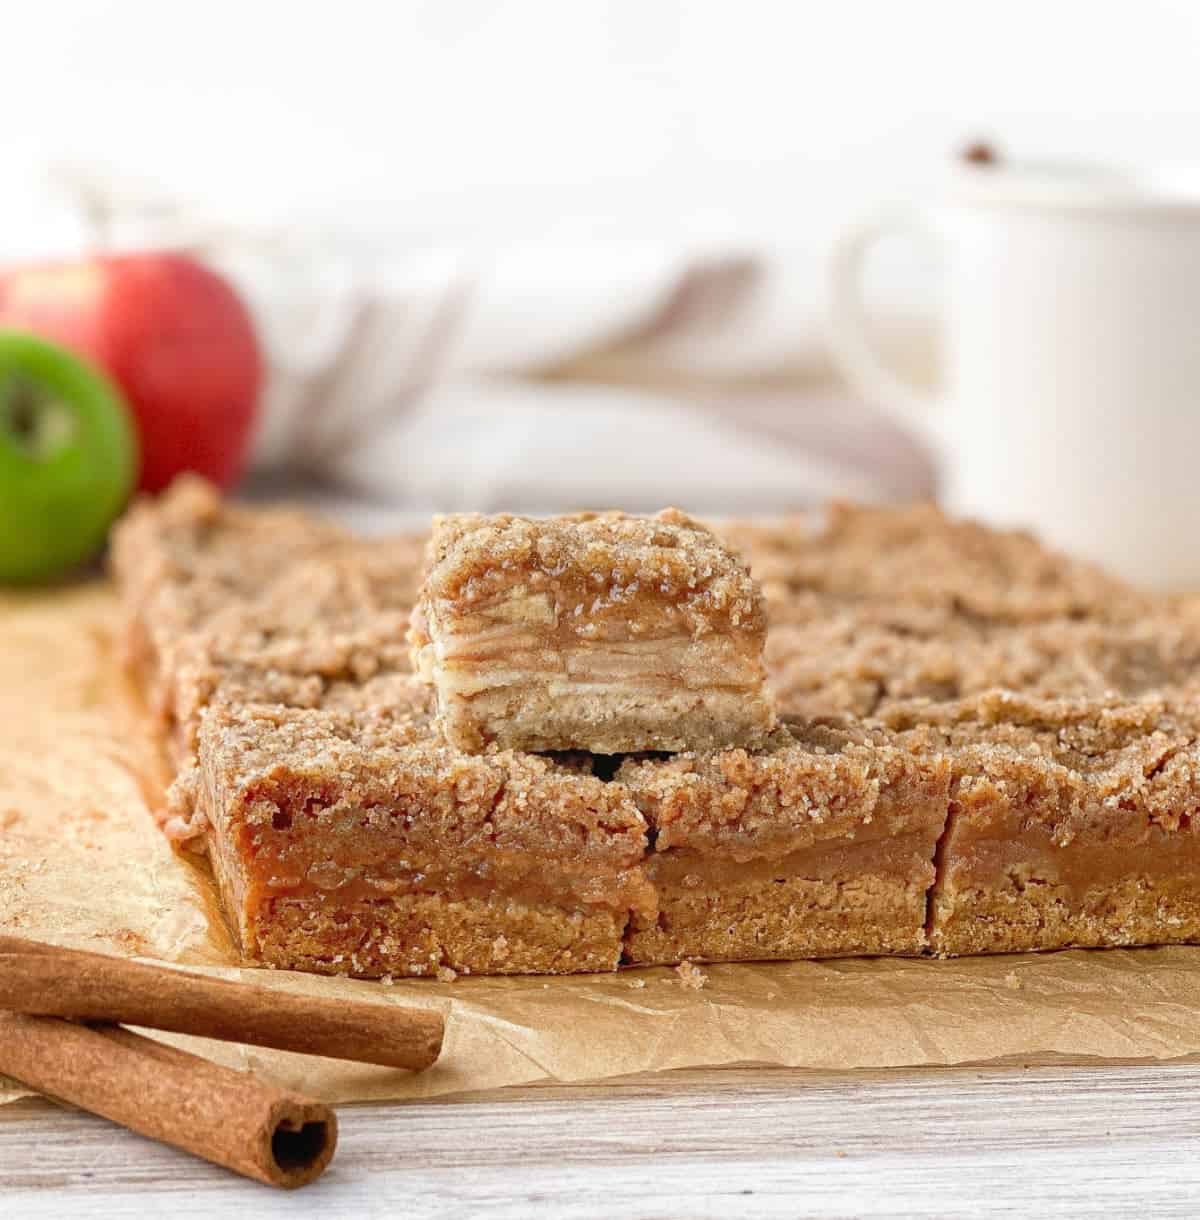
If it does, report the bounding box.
[828,164,1200,590]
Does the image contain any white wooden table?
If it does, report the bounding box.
[5,1059,1200,1217]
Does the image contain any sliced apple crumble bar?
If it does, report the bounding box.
[409,510,777,754]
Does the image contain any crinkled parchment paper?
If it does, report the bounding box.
[5,585,1200,1105]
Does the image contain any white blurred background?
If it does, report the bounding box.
[3,0,1198,515]
[4,1,1197,252]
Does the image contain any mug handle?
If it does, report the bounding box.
[827,206,945,455]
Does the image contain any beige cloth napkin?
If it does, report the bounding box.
[30,173,938,512]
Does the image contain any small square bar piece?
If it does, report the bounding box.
[618,719,951,964]
[880,692,1200,956]
[410,510,777,753]
[195,698,654,977]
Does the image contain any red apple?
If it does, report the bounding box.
[0,253,262,491]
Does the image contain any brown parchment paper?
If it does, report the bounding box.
[6,584,1200,1105]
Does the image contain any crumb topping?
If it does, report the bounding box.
[420,509,767,636]
[201,698,649,863]
[724,500,1147,627]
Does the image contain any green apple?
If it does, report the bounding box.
[0,331,138,584]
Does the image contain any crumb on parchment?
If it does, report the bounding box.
[628,978,647,989]
[1003,972,1021,990]
[675,960,708,990]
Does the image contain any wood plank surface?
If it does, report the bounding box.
[5,1061,1200,1217]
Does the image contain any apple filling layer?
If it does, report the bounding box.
[415,592,775,753]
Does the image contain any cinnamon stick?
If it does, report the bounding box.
[0,936,443,1071]
[0,1012,336,1188]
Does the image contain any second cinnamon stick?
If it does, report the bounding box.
[0,1012,336,1188]
[0,937,443,1071]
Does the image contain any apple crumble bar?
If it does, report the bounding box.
[723,500,1148,630]
[112,477,426,764]
[766,614,1200,722]
[114,480,1200,976]
[883,692,1200,956]
[618,719,950,964]
[410,510,777,754]
[196,697,653,976]
[164,547,421,764]
[111,475,353,723]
